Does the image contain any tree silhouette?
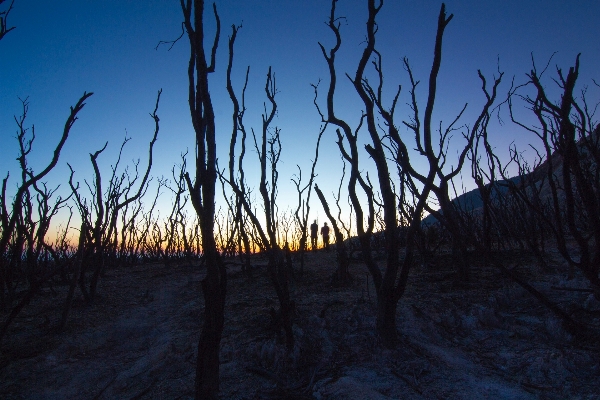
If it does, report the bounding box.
[177,1,227,398]
[0,0,15,42]
[316,0,502,344]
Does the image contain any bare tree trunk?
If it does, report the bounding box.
[178,1,226,398]
[59,222,86,331]
[195,236,226,399]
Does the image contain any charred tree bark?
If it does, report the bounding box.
[178,1,226,398]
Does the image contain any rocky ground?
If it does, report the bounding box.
[1,248,599,399]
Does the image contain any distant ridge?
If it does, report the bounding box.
[422,125,599,226]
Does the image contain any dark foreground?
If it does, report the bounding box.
[1,249,599,399]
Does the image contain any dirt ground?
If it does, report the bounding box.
[1,248,599,399]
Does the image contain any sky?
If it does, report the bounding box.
[1,0,599,239]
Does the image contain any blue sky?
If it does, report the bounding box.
[1,0,599,235]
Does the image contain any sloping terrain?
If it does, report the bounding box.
[1,249,599,399]
[423,127,600,226]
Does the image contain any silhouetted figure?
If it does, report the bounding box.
[321,222,330,251]
[310,220,318,250]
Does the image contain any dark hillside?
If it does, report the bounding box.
[423,126,599,226]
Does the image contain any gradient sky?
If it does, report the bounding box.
[1,0,599,235]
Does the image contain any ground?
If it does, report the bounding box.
[0,248,599,399]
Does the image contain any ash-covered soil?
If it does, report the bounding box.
[1,249,599,399]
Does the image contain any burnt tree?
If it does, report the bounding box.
[506,55,600,292]
[0,0,15,42]
[179,1,226,398]
[317,0,502,344]
[0,92,92,344]
[219,24,296,349]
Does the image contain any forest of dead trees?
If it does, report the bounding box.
[1,0,599,398]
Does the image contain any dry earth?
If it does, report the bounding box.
[1,248,599,399]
